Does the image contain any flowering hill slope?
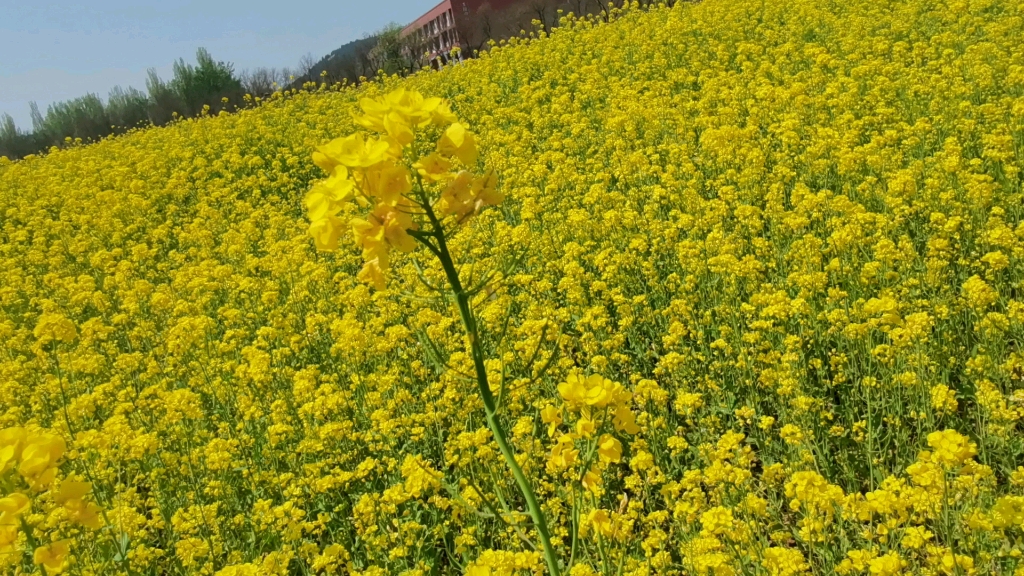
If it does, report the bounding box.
[2,0,1024,574]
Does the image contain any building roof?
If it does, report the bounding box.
[402,0,454,36]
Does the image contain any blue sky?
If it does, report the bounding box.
[1,0,437,130]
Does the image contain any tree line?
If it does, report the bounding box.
[0,48,327,160]
[2,0,678,161]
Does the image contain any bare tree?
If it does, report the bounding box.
[322,55,357,84]
[296,53,318,84]
[455,3,498,55]
[595,0,631,22]
[560,0,602,18]
[352,39,375,80]
[240,67,279,97]
[279,67,296,88]
[525,0,561,30]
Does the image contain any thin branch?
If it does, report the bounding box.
[411,259,445,293]
[415,328,476,381]
[408,229,443,260]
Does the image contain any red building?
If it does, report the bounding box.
[402,0,525,66]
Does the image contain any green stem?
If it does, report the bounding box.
[413,201,561,576]
[568,489,579,572]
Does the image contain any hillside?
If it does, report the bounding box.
[305,35,380,82]
[1,0,1023,575]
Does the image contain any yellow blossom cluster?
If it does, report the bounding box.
[304,87,498,289]
[0,0,1024,574]
[0,427,103,573]
[543,372,638,501]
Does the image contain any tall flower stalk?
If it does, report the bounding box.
[304,88,561,576]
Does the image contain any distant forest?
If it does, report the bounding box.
[1,0,669,161]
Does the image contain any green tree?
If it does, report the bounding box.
[170,48,243,116]
[34,94,109,145]
[369,24,412,76]
[107,86,150,132]
[145,69,183,125]
[0,114,44,159]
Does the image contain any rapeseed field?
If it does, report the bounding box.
[2,0,1024,574]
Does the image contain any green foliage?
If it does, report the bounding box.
[106,86,150,132]
[369,23,412,77]
[0,114,43,160]
[169,48,244,116]
[145,68,183,126]
[35,93,109,144]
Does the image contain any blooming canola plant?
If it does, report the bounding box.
[1,0,1024,574]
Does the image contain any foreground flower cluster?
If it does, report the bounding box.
[1,0,1024,574]
[0,427,104,573]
